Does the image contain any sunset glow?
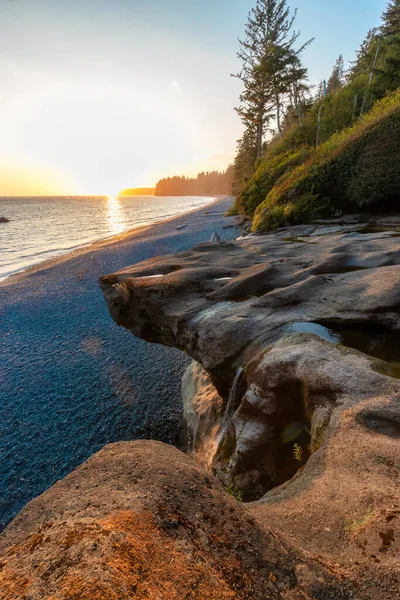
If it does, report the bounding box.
[0,0,385,196]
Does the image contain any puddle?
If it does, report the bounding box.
[287,321,400,366]
[287,322,341,344]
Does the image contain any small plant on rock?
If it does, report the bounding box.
[226,478,243,502]
[293,443,303,464]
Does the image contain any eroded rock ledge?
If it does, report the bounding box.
[100,222,400,597]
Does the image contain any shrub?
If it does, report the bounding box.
[253,89,400,231]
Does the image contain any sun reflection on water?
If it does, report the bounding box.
[107,195,125,236]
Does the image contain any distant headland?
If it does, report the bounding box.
[118,187,155,196]
[119,167,233,198]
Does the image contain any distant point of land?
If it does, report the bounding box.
[119,188,155,196]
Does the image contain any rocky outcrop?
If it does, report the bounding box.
[182,360,224,469]
[100,221,400,597]
[0,440,353,599]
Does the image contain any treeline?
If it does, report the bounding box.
[230,0,400,229]
[119,187,155,196]
[155,167,233,196]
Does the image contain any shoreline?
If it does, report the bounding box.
[0,195,222,287]
[0,196,237,530]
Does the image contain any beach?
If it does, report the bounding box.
[0,196,237,529]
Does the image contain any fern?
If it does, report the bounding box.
[293,443,303,464]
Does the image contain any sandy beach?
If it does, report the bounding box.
[0,196,237,529]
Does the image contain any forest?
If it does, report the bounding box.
[155,168,233,196]
[230,0,400,231]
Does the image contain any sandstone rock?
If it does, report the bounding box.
[0,440,353,600]
[100,222,400,597]
[182,360,224,468]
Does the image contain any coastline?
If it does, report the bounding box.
[0,196,237,530]
[0,195,222,287]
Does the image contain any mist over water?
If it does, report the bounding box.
[0,195,214,279]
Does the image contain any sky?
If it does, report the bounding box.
[0,0,387,196]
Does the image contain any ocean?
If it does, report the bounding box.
[0,195,214,280]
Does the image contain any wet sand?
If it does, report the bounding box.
[0,196,237,529]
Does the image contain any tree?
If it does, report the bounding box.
[327,55,345,94]
[231,0,312,198]
[376,0,400,91]
[349,29,380,80]
[234,0,312,156]
[381,0,400,37]
[231,130,259,196]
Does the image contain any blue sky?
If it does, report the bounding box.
[0,0,387,194]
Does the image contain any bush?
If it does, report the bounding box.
[252,89,400,231]
[234,146,313,217]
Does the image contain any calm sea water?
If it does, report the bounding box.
[0,195,214,279]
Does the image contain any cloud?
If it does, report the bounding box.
[169,80,181,93]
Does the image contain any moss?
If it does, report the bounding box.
[233,146,313,218]
[254,192,330,232]
[372,361,400,380]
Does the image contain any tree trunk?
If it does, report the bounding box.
[352,94,358,122]
[275,88,283,139]
[316,102,324,147]
[361,44,381,116]
[256,119,263,158]
[293,83,303,128]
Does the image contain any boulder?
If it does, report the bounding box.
[0,217,9,223]
[0,440,353,599]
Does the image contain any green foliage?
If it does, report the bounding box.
[253,90,400,231]
[234,146,313,217]
[293,443,303,464]
[231,0,400,230]
[226,478,243,502]
[326,54,345,95]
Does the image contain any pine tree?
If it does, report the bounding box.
[378,0,400,91]
[231,130,258,196]
[382,0,400,37]
[349,29,380,79]
[234,0,312,154]
[326,55,345,94]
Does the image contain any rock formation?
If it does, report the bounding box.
[100,220,400,597]
[0,217,9,223]
[0,441,353,599]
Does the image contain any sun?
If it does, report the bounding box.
[106,189,121,200]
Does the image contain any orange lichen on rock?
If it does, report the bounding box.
[0,440,358,599]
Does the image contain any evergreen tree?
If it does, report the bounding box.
[315,80,325,101]
[377,0,400,91]
[349,29,380,79]
[382,0,400,37]
[231,130,258,196]
[234,0,312,155]
[327,54,345,94]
